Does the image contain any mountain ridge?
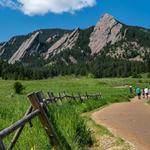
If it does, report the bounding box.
[0,13,150,67]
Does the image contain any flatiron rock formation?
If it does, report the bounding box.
[0,43,6,56]
[9,32,39,64]
[89,13,123,54]
[45,28,79,59]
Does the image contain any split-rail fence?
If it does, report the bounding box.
[0,91,101,150]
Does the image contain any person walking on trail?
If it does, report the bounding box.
[142,88,145,99]
[144,87,149,99]
[136,87,141,99]
[129,85,133,94]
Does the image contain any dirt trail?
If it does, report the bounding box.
[91,97,150,150]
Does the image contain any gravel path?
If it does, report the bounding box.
[91,97,150,150]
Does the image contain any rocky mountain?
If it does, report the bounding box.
[88,13,150,61]
[89,14,123,54]
[45,28,80,59]
[0,13,150,66]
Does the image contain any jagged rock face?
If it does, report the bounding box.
[46,37,52,43]
[9,32,40,64]
[45,34,69,59]
[0,36,27,60]
[89,13,123,54]
[45,28,79,59]
[0,43,6,56]
[0,37,16,56]
[69,55,77,64]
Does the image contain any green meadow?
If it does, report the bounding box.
[0,76,150,149]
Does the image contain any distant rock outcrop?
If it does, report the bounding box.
[69,55,77,64]
[46,37,52,43]
[9,32,40,64]
[89,13,123,54]
[0,43,6,56]
[45,28,79,59]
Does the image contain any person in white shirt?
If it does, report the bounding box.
[144,88,149,99]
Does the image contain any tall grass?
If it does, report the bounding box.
[48,102,92,149]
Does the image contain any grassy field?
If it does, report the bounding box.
[0,76,150,149]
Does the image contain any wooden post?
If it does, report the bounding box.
[0,138,5,150]
[28,92,61,148]
[36,91,45,102]
[96,93,99,99]
[8,106,33,150]
[86,92,89,99]
[99,92,101,98]
[36,92,50,116]
[78,92,83,102]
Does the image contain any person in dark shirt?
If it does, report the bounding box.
[136,87,141,100]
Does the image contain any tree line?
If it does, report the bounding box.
[0,55,149,80]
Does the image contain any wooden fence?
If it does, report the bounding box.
[0,91,101,150]
[47,91,101,103]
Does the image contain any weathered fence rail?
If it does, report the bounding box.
[47,91,101,103]
[0,91,101,150]
[0,109,39,139]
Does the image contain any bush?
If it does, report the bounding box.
[74,120,93,147]
[132,73,142,78]
[13,82,25,94]
[147,73,150,78]
[87,73,94,78]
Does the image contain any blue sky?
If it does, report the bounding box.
[0,0,150,42]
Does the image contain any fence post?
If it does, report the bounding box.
[78,92,83,102]
[96,93,99,99]
[28,92,61,149]
[0,139,5,150]
[36,91,50,117]
[99,92,101,98]
[86,92,89,99]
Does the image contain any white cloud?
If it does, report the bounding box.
[0,0,96,16]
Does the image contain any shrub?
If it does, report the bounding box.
[74,120,93,147]
[132,73,142,78]
[13,82,25,94]
[147,73,150,78]
[87,73,94,78]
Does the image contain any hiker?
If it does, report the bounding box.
[136,87,141,100]
[144,87,149,99]
[142,88,145,99]
[129,85,133,94]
